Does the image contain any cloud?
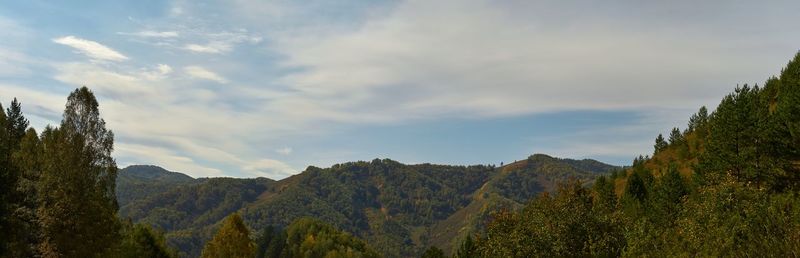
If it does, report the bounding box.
[182,31,262,54]
[115,143,224,177]
[5,1,799,179]
[46,61,297,178]
[184,66,227,83]
[242,159,297,178]
[54,62,158,98]
[183,43,230,54]
[53,36,129,62]
[268,0,790,123]
[276,147,293,155]
[119,30,179,38]
[157,64,172,74]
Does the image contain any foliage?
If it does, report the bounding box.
[201,213,255,258]
[477,180,625,257]
[281,217,380,258]
[118,221,177,258]
[420,246,445,258]
[475,52,800,258]
[118,154,613,257]
[36,87,121,257]
[255,225,286,258]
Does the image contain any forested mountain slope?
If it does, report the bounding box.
[469,52,800,257]
[116,154,617,257]
[116,165,198,205]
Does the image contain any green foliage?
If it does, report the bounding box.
[592,175,616,213]
[477,180,625,257]
[201,213,255,258]
[116,165,196,205]
[453,235,477,258]
[37,87,121,257]
[8,128,42,257]
[0,102,9,257]
[492,154,617,203]
[623,171,646,202]
[255,225,286,258]
[0,98,32,257]
[118,222,177,258]
[474,52,800,258]
[667,178,800,256]
[668,127,683,145]
[653,133,667,154]
[283,217,380,258]
[420,246,444,258]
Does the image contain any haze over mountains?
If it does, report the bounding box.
[116,154,618,257]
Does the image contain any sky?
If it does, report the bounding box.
[0,0,798,179]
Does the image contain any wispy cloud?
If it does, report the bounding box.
[276,147,293,155]
[53,36,128,62]
[242,158,297,178]
[183,42,230,54]
[184,66,227,83]
[118,30,179,38]
[182,31,262,54]
[3,1,798,178]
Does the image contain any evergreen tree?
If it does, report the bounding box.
[668,127,683,145]
[37,87,120,257]
[698,85,761,184]
[255,225,286,258]
[6,99,29,147]
[771,52,800,190]
[592,175,617,213]
[1,99,31,257]
[624,172,647,202]
[0,102,8,257]
[201,213,255,258]
[118,223,176,258]
[688,106,709,133]
[649,164,687,224]
[9,128,42,257]
[421,246,445,258]
[654,134,667,154]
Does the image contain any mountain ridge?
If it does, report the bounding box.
[116,153,619,257]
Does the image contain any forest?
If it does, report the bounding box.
[1,51,799,257]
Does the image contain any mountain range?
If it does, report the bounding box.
[116,154,618,257]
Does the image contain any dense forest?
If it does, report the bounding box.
[116,153,614,257]
[459,52,800,257]
[2,51,800,257]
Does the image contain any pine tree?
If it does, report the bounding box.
[649,164,687,224]
[201,213,255,258]
[9,128,42,257]
[698,85,761,184]
[118,222,176,258]
[668,127,683,145]
[421,246,445,258]
[255,225,286,258]
[624,172,647,202]
[0,102,9,257]
[593,175,617,213]
[654,134,667,154]
[772,52,800,190]
[688,106,709,133]
[37,87,120,257]
[1,99,31,257]
[6,98,29,148]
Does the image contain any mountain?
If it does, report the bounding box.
[116,165,199,206]
[116,154,618,257]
